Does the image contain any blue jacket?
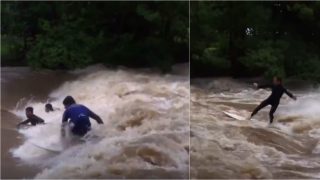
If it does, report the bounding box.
[62,104,98,135]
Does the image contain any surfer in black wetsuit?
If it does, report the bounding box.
[249,76,297,124]
[17,107,45,127]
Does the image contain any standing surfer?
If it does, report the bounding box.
[249,76,297,124]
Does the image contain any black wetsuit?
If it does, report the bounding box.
[251,84,294,123]
[18,114,45,126]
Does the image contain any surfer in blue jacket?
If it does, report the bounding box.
[249,76,297,124]
[61,96,104,137]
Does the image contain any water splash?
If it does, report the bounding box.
[191,79,320,179]
[11,66,189,179]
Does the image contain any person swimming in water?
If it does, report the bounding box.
[61,96,104,137]
[45,103,60,113]
[45,103,54,112]
[249,76,297,124]
[17,107,45,127]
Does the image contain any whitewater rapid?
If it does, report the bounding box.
[11,65,189,179]
[191,78,320,179]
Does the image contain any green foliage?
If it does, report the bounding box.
[1,35,25,65]
[27,18,103,69]
[102,36,173,72]
[191,2,320,81]
[242,40,288,78]
[1,1,188,71]
[136,5,160,22]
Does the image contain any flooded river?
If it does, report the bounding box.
[191,78,320,179]
[1,64,189,179]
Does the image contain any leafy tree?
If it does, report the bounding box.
[1,1,188,72]
[191,1,320,81]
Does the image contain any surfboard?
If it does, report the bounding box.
[29,141,63,153]
[223,111,247,121]
[223,111,284,132]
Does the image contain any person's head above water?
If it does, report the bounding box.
[45,103,54,112]
[273,76,282,85]
[63,96,76,109]
[25,107,34,117]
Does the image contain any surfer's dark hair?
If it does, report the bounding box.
[25,107,33,113]
[45,103,54,111]
[63,96,76,106]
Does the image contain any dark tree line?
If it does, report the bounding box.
[1,1,188,72]
[3,1,320,80]
[191,1,320,81]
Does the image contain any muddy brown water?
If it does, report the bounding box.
[1,64,190,179]
[1,67,76,179]
[191,80,320,179]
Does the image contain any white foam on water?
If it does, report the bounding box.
[276,91,320,137]
[279,92,320,118]
[11,66,189,179]
[191,83,320,178]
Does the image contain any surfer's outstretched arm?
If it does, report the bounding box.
[88,110,104,124]
[284,88,297,100]
[17,119,31,127]
[33,115,45,124]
